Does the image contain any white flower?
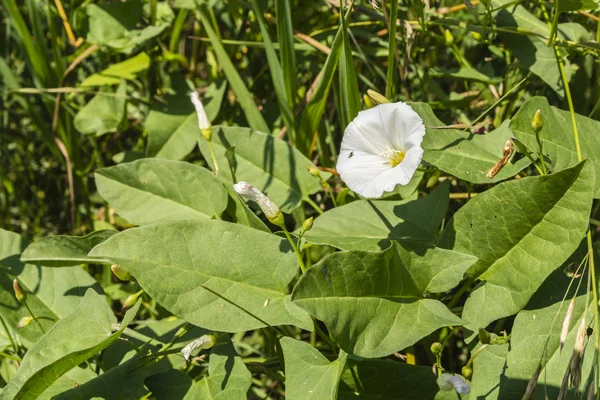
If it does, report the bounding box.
[336,102,425,198]
[437,373,470,395]
[190,91,212,141]
[233,181,284,226]
[181,334,216,361]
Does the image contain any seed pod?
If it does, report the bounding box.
[462,366,472,379]
[302,217,314,233]
[306,166,321,177]
[426,171,441,188]
[17,316,34,329]
[121,290,144,313]
[13,279,26,303]
[111,264,131,282]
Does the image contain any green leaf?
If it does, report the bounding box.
[197,126,327,213]
[496,268,594,399]
[1,290,140,400]
[438,162,594,334]
[80,52,150,87]
[303,181,450,251]
[468,343,508,399]
[493,1,570,97]
[89,220,313,332]
[86,1,171,54]
[292,243,466,358]
[146,75,226,160]
[275,0,297,111]
[145,369,193,400]
[429,67,500,83]
[338,359,449,399]
[414,103,531,183]
[190,341,252,399]
[197,5,269,134]
[95,159,228,225]
[510,96,600,197]
[280,337,347,400]
[20,230,115,267]
[222,184,270,233]
[557,0,598,13]
[74,82,127,136]
[0,229,102,346]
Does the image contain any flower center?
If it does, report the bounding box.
[383,147,405,167]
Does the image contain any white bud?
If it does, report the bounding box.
[233,181,284,227]
[437,373,470,395]
[190,91,212,141]
[181,334,216,361]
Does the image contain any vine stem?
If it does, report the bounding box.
[282,227,306,273]
[207,140,219,175]
[0,316,18,355]
[556,45,600,397]
[24,302,45,334]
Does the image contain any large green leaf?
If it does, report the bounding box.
[292,243,469,357]
[20,230,115,267]
[303,181,449,251]
[280,337,347,400]
[467,343,508,400]
[89,220,313,331]
[414,103,530,184]
[80,52,150,87]
[145,75,225,160]
[197,126,327,213]
[0,229,102,346]
[338,359,455,399]
[510,96,600,197]
[1,290,140,400]
[493,0,570,97]
[95,159,228,225]
[74,82,127,136]
[438,162,594,334]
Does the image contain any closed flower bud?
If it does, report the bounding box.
[426,170,441,188]
[430,342,443,355]
[111,264,131,282]
[471,31,482,41]
[302,217,314,233]
[17,316,34,329]
[444,29,454,45]
[462,366,472,379]
[190,91,212,141]
[307,166,321,177]
[181,334,216,361]
[13,279,26,303]
[233,181,285,227]
[366,89,391,105]
[363,94,375,109]
[121,290,143,313]
[437,373,470,395]
[478,328,491,344]
[531,109,543,132]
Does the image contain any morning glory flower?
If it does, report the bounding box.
[190,91,212,141]
[437,373,470,395]
[233,181,285,227]
[336,102,425,198]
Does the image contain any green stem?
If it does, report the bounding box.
[547,2,559,46]
[0,316,18,354]
[282,227,306,273]
[305,197,323,215]
[557,42,600,397]
[207,140,219,175]
[24,302,45,334]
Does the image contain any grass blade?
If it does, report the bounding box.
[338,6,360,128]
[198,4,270,134]
[275,0,297,108]
[249,0,295,140]
[386,0,398,99]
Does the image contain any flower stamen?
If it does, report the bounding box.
[383,147,406,167]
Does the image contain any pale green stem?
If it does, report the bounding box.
[282,226,306,273]
[207,140,219,175]
[305,197,323,215]
[24,302,45,334]
[556,43,600,397]
[0,316,18,355]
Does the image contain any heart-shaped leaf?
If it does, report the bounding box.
[438,162,594,334]
[89,220,313,332]
[292,243,471,357]
[95,159,228,225]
